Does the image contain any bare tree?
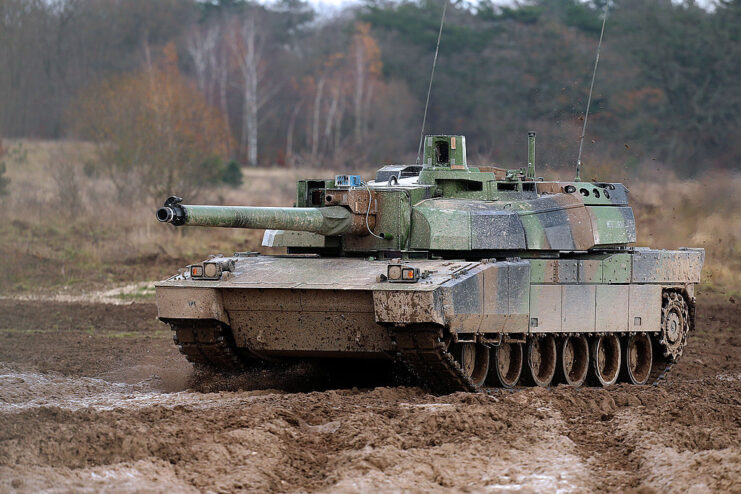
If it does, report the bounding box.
[353,38,365,146]
[233,14,262,166]
[186,24,219,103]
[324,82,341,152]
[213,24,230,136]
[187,21,232,152]
[351,23,381,146]
[285,96,304,166]
[310,75,325,160]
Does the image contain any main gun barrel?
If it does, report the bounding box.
[156,201,365,236]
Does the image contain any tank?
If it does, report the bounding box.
[154,134,704,392]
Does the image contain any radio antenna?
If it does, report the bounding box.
[416,0,448,165]
[575,4,609,182]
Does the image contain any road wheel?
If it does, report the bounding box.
[451,342,490,388]
[557,335,589,387]
[487,342,523,388]
[621,333,653,385]
[589,334,621,386]
[522,335,557,387]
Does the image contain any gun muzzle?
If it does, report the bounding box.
[156,207,175,223]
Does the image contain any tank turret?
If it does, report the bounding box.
[157,134,636,256]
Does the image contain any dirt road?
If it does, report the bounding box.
[0,296,739,493]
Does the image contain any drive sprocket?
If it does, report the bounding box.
[659,291,690,361]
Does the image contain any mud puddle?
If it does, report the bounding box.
[0,365,247,413]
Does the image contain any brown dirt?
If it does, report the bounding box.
[0,296,739,493]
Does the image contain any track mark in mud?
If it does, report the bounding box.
[614,378,741,494]
[0,460,198,494]
[553,381,741,494]
[554,389,640,491]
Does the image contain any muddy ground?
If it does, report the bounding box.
[0,296,739,493]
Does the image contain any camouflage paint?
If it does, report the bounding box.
[180,205,357,236]
[408,192,627,252]
[526,250,701,335]
[155,134,704,366]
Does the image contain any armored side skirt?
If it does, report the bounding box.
[155,249,703,358]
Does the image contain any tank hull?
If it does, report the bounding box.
[156,248,703,388]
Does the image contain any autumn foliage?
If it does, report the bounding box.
[75,43,233,203]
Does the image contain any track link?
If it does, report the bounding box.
[649,351,674,385]
[391,326,479,394]
[169,320,254,373]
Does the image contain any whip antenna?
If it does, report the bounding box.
[576,4,609,182]
[416,0,448,165]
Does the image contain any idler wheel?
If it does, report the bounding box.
[557,335,589,387]
[487,342,523,388]
[660,291,690,360]
[522,335,557,387]
[451,342,490,388]
[621,333,653,385]
[589,334,621,386]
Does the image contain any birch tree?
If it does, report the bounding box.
[233,14,263,166]
[351,23,382,146]
[186,24,219,104]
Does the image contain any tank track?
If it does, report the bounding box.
[168,290,692,390]
[392,326,682,393]
[169,320,255,373]
[648,352,674,385]
[391,326,479,393]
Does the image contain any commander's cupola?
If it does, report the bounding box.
[422,135,467,169]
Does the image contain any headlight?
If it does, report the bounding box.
[188,258,236,280]
[387,264,419,283]
[388,265,402,280]
[203,263,219,278]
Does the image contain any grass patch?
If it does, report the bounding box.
[115,285,156,301]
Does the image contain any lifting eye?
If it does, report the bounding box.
[593,189,601,198]
[579,188,590,197]
[565,185,576,193]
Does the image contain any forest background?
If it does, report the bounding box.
[0,0,739,295]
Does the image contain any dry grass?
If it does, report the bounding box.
[0,139,344,293]
[0,139,738,295]
[630,172,741,294]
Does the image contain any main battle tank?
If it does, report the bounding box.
[155,134,704,392]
